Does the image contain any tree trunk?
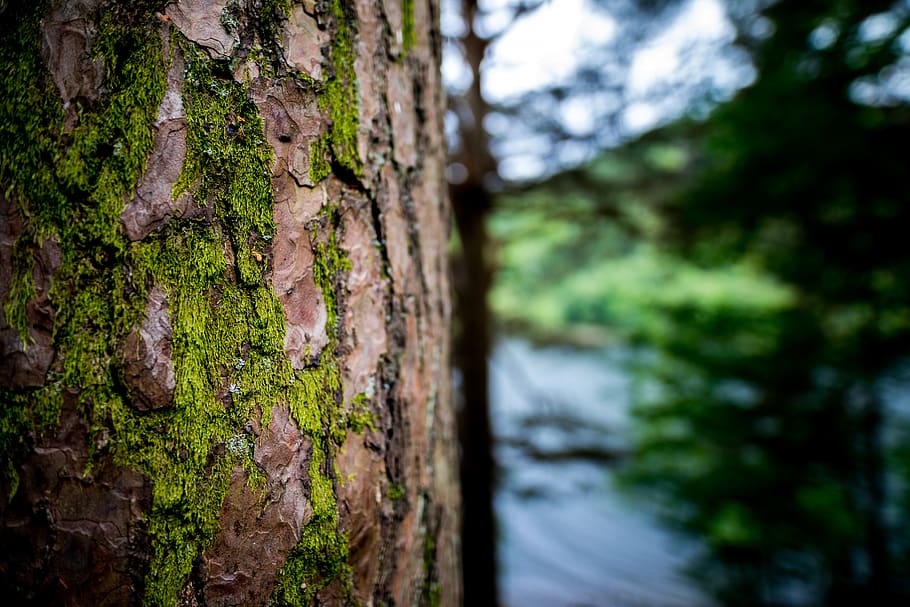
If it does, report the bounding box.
[0,1,460,605]
[451,183,495,607]
[450,0,497,602]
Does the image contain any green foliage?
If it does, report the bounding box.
[489,123,791,346]
[492,2,910,603]
[623,2,910,603]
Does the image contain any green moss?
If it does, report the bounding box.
[309,134,333,183]
[247,0,292,75]
[0,383,62,501]
[128,36,300,604]
[161,31,358,607]
[3,3,360,604]
[426,583,442,607]
[346,392,376,434]
[402,0,416,53]
[388,483,405,501]
[419,525,442,607]
[302,0,363,184]
[272,206,355,605]
[4,232,39,346]
[271,429,351,606]
[314,0,362,179]
[0,2,62,344]
[173,39,276,289]
[311,208,353,339]
[0,0,164,492]
[0,5,271,599]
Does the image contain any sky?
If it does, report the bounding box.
[442,0,756,180]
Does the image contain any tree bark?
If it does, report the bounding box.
[0,1,460,605]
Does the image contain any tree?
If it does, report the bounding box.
[0,1,460,605]
[445,2,688,603]
[625,1,910,604]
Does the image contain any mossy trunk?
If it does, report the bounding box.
[0,1,460,605]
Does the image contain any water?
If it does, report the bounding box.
[491,337,715,607]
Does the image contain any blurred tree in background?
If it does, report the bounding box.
[445,2,691,603]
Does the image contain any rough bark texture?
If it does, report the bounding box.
[0,1,459,605]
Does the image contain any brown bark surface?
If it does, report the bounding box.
[0,0,459,605]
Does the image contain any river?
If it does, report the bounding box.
[491,337,715,607]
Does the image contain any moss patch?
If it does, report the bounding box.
[347,392,377,434]
[270,396,352,605]
[388,483,405,501]
[309,0,362,181]
[309,134,333,184]
[0,383,62,501]
[311,209,353,340]
[0,0,166,494]
[419,511,442,607]
[271,206,355,605]
[402,0,416,54]
[134,37,356,605]
[0,1,62,346]
[246,0,292,76]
